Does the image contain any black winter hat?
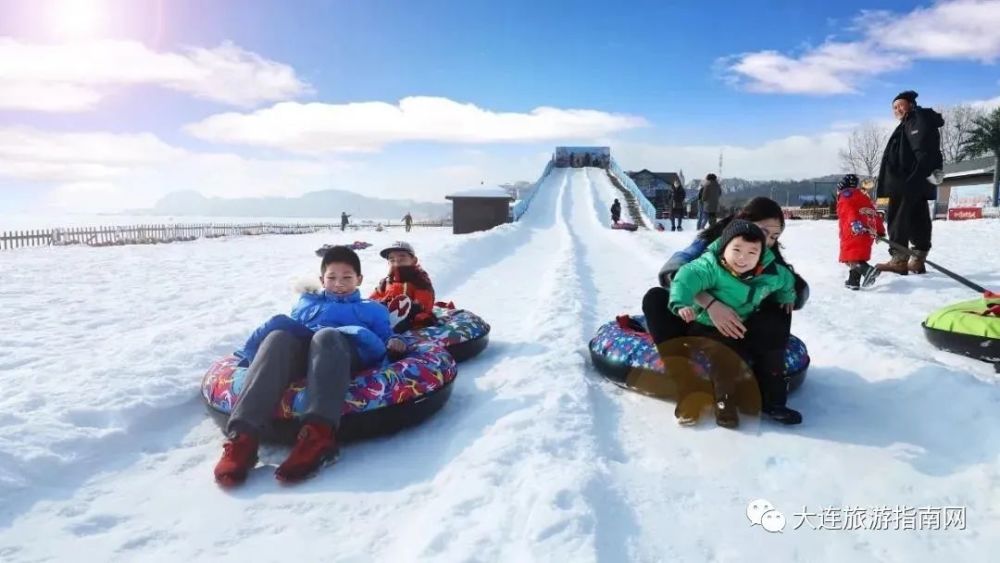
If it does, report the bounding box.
[838,174,860,190]
[893,90,918,104]
[718,219,767,253]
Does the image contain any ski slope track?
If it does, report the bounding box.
[0,167,997,561]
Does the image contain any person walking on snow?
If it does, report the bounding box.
[340,211,351,232]
[836,174,885,290]
[610,198,622,224]
[403,212,413,233]
[874,90,944,275]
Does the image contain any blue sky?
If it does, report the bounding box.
[1,0,998,214]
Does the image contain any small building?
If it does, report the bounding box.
[445,187,514,234]
[627,169,684,218]
[938,156,998,218]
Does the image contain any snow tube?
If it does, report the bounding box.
[404,304,491,362]
[315,241,371,256]
[201,335,457,443]
[588,315,809,393]
[922,298,1000,363]
[612,222,639,232]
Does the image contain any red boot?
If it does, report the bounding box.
[275,422,339,483]
[214,433,259,487]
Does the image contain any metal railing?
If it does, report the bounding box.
[607,158,658,223]
[510,157,555,221]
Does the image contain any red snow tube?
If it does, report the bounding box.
[612,222,639,232]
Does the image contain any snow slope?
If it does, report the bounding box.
[0,167,997,562]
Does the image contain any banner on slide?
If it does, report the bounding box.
[948,183,994,208]
[554,146,610,169]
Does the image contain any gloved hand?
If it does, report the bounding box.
[850,220,865,235]
[386,294,413,330]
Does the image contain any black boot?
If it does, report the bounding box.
[844,269,861,290]
[762,404,802,425]
[714,393,739,428]
[711,370,739,429]
[859,262,880,288]
[760,374,802,425]
[756,352,802,425]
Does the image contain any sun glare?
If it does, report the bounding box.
[48,0,105,39]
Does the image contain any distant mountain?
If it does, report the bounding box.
[133,189,451,219]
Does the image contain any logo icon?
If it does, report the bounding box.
[747,499,786,533]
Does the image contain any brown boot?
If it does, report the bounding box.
[875,254,909,275]
[908,249,928,274]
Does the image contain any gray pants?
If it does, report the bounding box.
[228,328,359,436]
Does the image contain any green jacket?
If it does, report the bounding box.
[668,239,797,326]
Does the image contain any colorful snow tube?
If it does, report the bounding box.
[588,315,809,393]
[612,222,639,232]
[922,298,1000,363]
[201,335,457,443]
[404,305,491,362]
[315,241,371,256]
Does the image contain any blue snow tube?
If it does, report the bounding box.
[589,314,809,393]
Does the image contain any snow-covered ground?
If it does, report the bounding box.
[0,167,997,562]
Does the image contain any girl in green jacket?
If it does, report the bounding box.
[669,220,800,429]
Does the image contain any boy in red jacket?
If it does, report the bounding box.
[370,241,437,332]
[837,174,886,290]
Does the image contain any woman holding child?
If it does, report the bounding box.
[641,197,809,429]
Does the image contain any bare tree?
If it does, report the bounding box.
[940,104,986,164]
[839,122,890,179]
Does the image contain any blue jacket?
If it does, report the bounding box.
[237,290,394,368]
[658,237,810,310]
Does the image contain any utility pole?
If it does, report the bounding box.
[718,150,723,179]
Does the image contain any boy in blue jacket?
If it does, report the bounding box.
[215,246,406,487]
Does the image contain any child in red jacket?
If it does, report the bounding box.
[837,174,885,290]
[370,241,437,332]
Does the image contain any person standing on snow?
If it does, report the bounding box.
[340,211,351,232]
[669,180,687,231]
[403,212,413,233]
[874,90,944,275]
[700,173,722,228]
[610,198,622,224]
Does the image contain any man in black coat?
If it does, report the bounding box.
[670,180,687,231]
[610,198,621,224]
[875,90,944,275]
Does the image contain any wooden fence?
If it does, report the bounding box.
[0,219,450,251]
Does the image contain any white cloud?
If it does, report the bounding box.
[722,0,1000,95]
[185,96,648,153]
[0,38,309,112]
[0,127,351,212]
[859,0,1000,61]
[723,43,906,95]
[0,128,182,182]
[970,94,1000,110]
